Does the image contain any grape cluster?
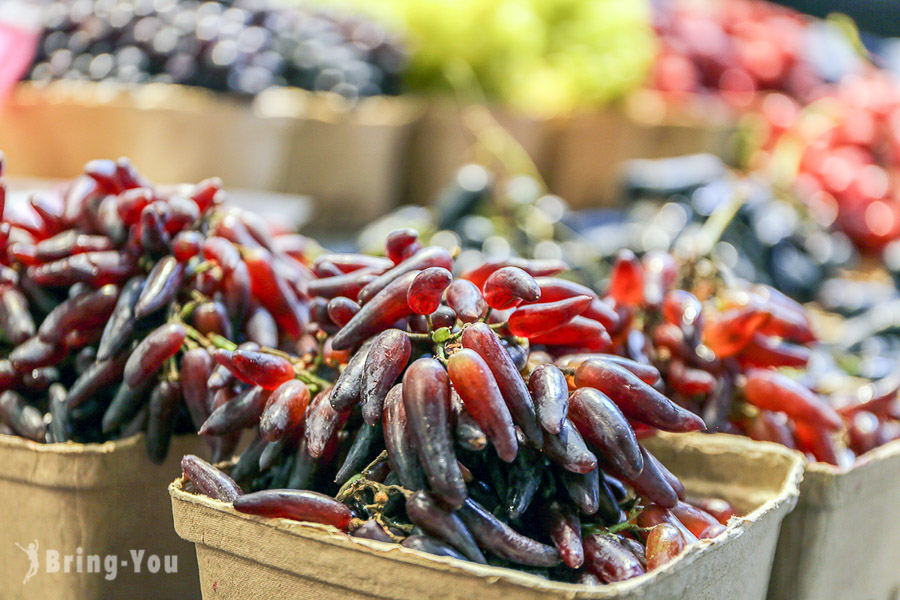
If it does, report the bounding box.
[27,0,405,98]
[0,153,318,462]
[176,227,739,583]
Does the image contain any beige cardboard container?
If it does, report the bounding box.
[0,81,293,191]
[256,88,422,229]
[402,99,562,206]
[767,439,900,600]
[0,433,205,600]
[550,91,737,208]
[170,433,802,600]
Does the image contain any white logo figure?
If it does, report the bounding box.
[15,540,39,584]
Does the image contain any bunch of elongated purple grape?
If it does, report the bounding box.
[0,153,317,463]
[180,226,738,583]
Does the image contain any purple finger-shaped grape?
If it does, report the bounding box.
[542,419,598,474]
[331,271,419,351]
[330,339,373,411]
[180,348,214,431]
[583,533,645,582]
[0,390,46,441]
[482,267,541,310]
[97,275,144,361]
[192,301,232,339]
[0,286,35,345]
[334,423,383,485]
[506,432,543,518]
[182,454,243,502]
[528,364,568,435]
[326,296,360,328]
[34,231,113,262]
[232,347,295,390]
[244,305,279,347]
[38,284,119,344]
[406,491,486,564]
[402,358,466,508]
[609,446,679,509]
[66,353,129,408]
[305,387,350,459]
[541,500,583,569]
[123,323,186,388]
[351,520,393,543]
[457,498,560,566]
[383,384,425,490]
[199,386,271,436]
[401,535,466,560]
[146,379,181,463]
[260,380,310,442]
[446,279,487,323]
[574,359,705,433]
[10,336,67,371]
[361,329,411,426]
[568,387,643,479]
[102,378,154,433]
[407,267,453,316]
[222,260,252,322]
[233,489,353,531]
[134,256,184,319]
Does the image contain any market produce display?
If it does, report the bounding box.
[0,154,320,461]
[27,0,405,98]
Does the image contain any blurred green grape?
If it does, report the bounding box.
[311,0,656,114]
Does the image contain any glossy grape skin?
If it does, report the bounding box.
[482,266,541,310]
[402,358,466,509]
[645,523,686,571]
[508,295,592,338]
[233,489,353,531]
[182,454,243,502]
[407,267,452,316]
[528,364,569,435]
[583,533,645,582]
[446,279,488,323]
[360,329,411,426]
[574,359,705,433]
[448,349,518,463]
[461,323,543,447]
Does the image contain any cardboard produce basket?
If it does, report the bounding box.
[0,433,205,600]
[550,91,737,209]
[170,433,803,600]
[256,88,422,230]
[0,81,293,191]
[402,99,563,206]
[767,439,900,600]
